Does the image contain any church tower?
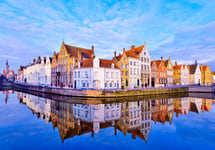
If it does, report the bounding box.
[5,60,9,74]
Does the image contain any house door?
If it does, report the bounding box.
[151,78,155,87]
[74,80,77,89]
[137,79,139,87]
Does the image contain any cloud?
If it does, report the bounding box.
[0,0,215,72]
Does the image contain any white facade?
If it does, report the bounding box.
[104,103,121,122]
[22,55,52,86]
[140,100,151,141]
[23,62,41,85]
[40,55,52,86]
[129,101,141,129]
[128,57,141,88]
[73,56,121,89]
[194,65,201,84]
[213,74,215,84]
[180,65,189,85]
[139,45,151,88]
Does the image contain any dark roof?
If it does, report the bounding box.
[64,44,92,59]
[188,64,198,74]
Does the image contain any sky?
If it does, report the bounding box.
[0,0,215,73]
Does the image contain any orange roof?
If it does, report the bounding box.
[200,65,207,71]
[75,58,120,69]
[64,44,93,59]
[113,54,123,61]
[125,45,145,58]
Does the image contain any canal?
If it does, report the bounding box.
[0,90,215,150]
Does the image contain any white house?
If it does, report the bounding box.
[188,63,201,85]
[23,58,41,85]
[40,55,52,86]
[178,64,189,85]
[73,56,121,89]
[139,43,151,88]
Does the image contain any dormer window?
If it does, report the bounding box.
[111,63,114,69]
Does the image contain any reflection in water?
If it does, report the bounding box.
[10,91,215,143]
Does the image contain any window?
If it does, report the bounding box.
[121,71,124,76]
[85,72,88,78]
[141,57,143,62]
[75,72,76,78]
[111,72,114,78]
[110,83,112,87]
[105,83,107,87]
[125,64,128,69]
[115,83,116,87]
[78,71,80,78]
[134,62,136,66]
[121,63,124,68]
[130,61,132,65]
[126,71,128,76]
[106,72,109,78]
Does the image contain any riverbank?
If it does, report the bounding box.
[12,82,191,98]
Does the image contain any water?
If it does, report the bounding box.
[0,90,215,150]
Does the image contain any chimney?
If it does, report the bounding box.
[131,45,135,50]
[161,57,163,60]
[92,45,94,57]
[38,56,41,61]
[33,59,36,63]
[114,51,116,58]
[123,48,125,53]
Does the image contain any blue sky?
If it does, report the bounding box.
[0,0,215,72]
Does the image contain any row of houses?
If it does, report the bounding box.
[17,41,215,89]
[15,92,214,142]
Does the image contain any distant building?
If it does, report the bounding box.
[200,64,213,85]
[151,60,159,87]
[212,72,215,84]
[164,57,173,86]
[173,63,189,85]
[3,60,15,81]
[17,66,25,82]
[187,62,201,85]
[73,56,121,89]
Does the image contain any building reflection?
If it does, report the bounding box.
[13,92,215,143]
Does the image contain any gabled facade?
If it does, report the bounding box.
[139,43,151,88]
[151,60,167,87]
[125,45,141,88]
[57,42,94,87]
[40,55,52,86]
[51,52,59,86]
[151,61,159,87]
[73,56,121,89]
[200,65,213,85]
[113,48,129,89]
[164,57,173,86]
[173,63,189,85]
[3,60,15,81]
[187,63,201,85]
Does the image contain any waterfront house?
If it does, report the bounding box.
[151,61,159,87]
[200,64,213,85]
[23,57,41,85]
[151,59,167,87]
[125,45,141,88]
[40,55,52,86]
[51,52,59,86]
[17,66,25,82]
[57,41,94,88]
[173,63,189,85]
[187,63,201,85]
[113,48,129,89]
[164,57,173,86]
[139,43,151,88]
[213,72,215,84]
[73,56,121,89]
